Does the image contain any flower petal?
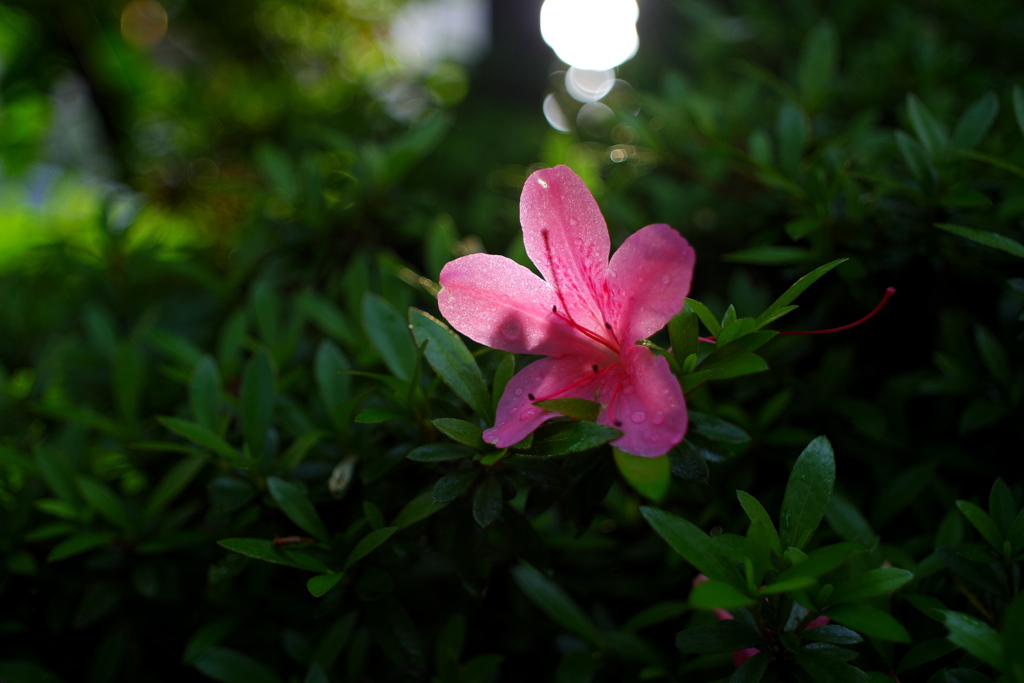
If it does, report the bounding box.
[520,166,611,334]
[438,253,595,357]
[604,345,686,457]
[607,224,695,345]
[485,355,611,447]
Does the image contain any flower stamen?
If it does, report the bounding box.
[531,361,620,403]
[551,305,620,353]
[698,287,896,344]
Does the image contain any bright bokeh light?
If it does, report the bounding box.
[564,67,615,103]
[540,0,638,70]
[542,93,572,132]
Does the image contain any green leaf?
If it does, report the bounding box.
[690,412,751,444]
[804,624,863,645]
[492,353,515,411]
[362,293,416,382]
[896,637,959,674]
[432,418,486,449]
[935,223,1024,259]
[896,131,936,190]
[952,92,999,150]
[622,601,689,632]
[344,527,399,570]
[510,564,604,646]
[797,21,838,111]
[956,500,1004,550]
[669,441,710,484]
[217,538,331,573]
[675,621,763,653]
[774,542,866,584]
[307,573,345,598]
[755,258,846,328]
[47,531,118,562]
[940,610,1002,668]
[267,477,330,542]
[907,94,948,157]
[240,349,275,459]
[0,661,65,683]
[730,652,771,683]
[158,417,240,463]
[432,470,478,503]
[826,604,910,642]
[407,443,476,462]
[392,489,450,528]
[829,568,914,604]
[613,448,671,502]
[298,290,358,346]
[777,102,807,173]
[354,407,404,423]
[988,479,1016,538]
[191,646,284,683]
[723,246,816,266]
[780,436,835,550]
[519,421,621,456]
[1013,85,1024,139]
[315,341,352,432]
[280,430,329,473]
[472,476,503,528]
[113,337,145,423]
[640,506,746,588]
[1002,593,1024,682]
[669,305,700,369]
[76,476,131,531]
[409,309,491,418]
[825,493,878,549]
[689,579,755,609]
[532,398,600,422]
[190,355,222,432]
[716,318,757,346]
[684,298,722,336]
[737,491,782,557]
[795,649,868,683]
[144,455,206,520]
[35,447,83,508]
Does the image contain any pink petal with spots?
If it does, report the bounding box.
[520,166,610,335]
[607,224,695,345]
[604,346,686,457]
[438,253,596,357]
[484,355,615,448]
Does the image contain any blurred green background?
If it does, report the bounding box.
[1,0,1022,681]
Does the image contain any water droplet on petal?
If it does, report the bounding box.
[520,409,537,421]
[652,411,664,426]
[661,274,671,285]
[514,388,523,397]
[537,178,549,188]
[511,406,519,414]
[623,385,635,394]
[631,411,646,424]
[649,434,660,443]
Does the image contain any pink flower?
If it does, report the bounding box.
[437,165,695,457]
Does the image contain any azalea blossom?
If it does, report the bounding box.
[437,165,695,457]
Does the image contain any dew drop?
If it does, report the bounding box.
[649,434,661,443]
[623,385,635,394]
[631,411,647,424]
[661,274,671,285]
[514,388,523,397]
[652,411,664,426]
[520,409,537,421]
[537,178,549,188]
[510,406,519,414]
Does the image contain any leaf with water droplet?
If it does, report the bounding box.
[780,436,836,550]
